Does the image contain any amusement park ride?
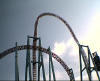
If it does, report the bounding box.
[0,12,100,81]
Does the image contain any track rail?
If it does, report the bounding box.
[0,45,73,79]
[34,13,80,49]
[33,13,89,79]
[33,12,80,80]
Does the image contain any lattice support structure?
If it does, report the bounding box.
[38,38,46,81]
[48,47,56,81]
[79,44,100,81]
[0,44,75,81]
[0,12,80,81]
[1,12,100,81]
[25,36,32,81]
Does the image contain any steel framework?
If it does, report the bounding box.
[79,44,100,81]
[0,12,100,81]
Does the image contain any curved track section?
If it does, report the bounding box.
[34,12,79,45]
[0,45,73,79]
[33,12,80,80]
[34,12,88,73]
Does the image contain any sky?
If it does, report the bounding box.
[0,0,100,80]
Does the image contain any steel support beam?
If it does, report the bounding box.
[25,36,32,81]
[15,42,19,81]
[48,47,56,81]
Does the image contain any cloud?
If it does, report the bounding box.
[65,38,78,57]
[52,38,79,57]
[52,41,67,56]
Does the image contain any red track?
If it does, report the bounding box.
[33,13,88,80]
[0,12,83,81]
[0,45,73,79]
[33,12,80,80]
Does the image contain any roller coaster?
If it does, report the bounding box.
[0,12,100,81]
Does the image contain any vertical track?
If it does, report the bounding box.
[32,42,37,81]
[33,16,39,81]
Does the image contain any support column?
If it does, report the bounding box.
[15,42,19,81]
[48,47,56,81]
[39,38,46,81]
[25,36,32,81]
[79,45,82,81]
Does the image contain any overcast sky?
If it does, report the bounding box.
[0,0,100,80]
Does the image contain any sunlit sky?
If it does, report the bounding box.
[0,0,100,80]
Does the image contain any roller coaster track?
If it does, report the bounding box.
[33,12,88,80]
[0,12,89,81]
[33,12,79,80]
[0,45,74,80]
